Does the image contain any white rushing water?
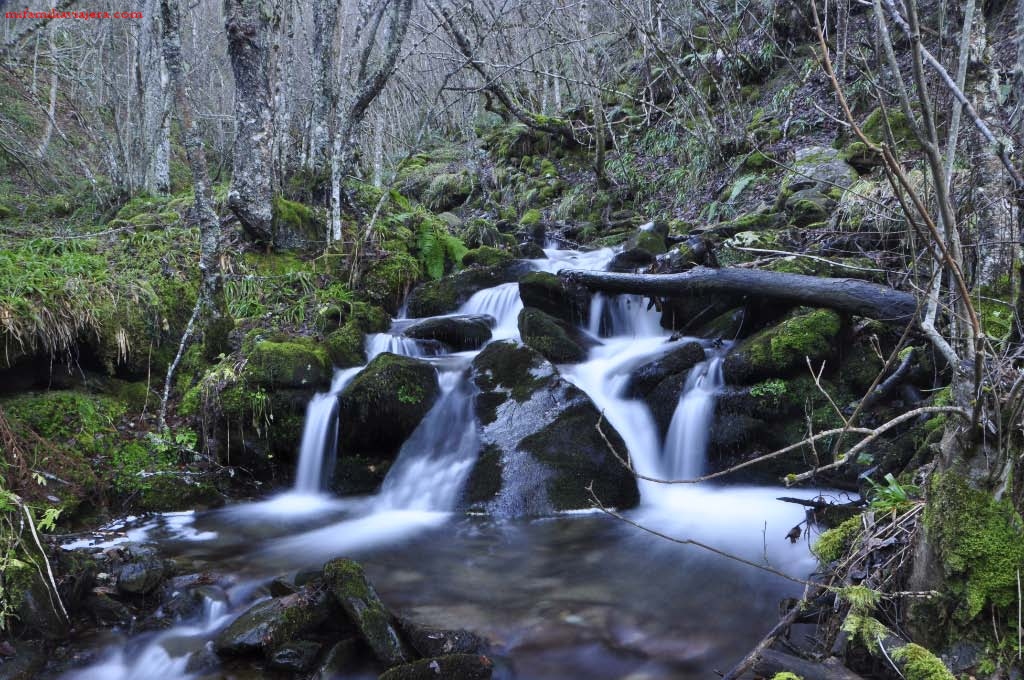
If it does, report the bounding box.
[64,243,834,680]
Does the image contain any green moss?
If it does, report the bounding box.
[423,172,474,211]
[325,321,366,368]
[745,151,775,171]
[520,209,543,227]
[244,338,331,388]
[462,246,512,268]
[811,515,863,563]
[725,309,842,383]
[924,472,1024,623]
[861,107,921,150]
[361,251,421,312]
[770,674,804,680]
[891,643,955,680]
[518,308,586,363]
[272,195,321,240]
[471,341,550,418]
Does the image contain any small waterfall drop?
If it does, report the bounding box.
[366,332,425,360]
[588,293,665,338]
[375,369,479,511]
[459,282,522,340]
[662,357,724,481]
[293,367,361,493]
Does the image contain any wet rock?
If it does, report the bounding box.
[517,307,589,363]
[85,592,134,626]
[116,558,169,595]
[642,372,688,438]
[406,261,534,317]
[403,314,494,351]
[337,353,440,460]
[398,619,488,657]
[607,247,656,272]
[464,341,639,516]
[518,271,590,325]
[214,588,332,656]
[722,308,842,384]
[625,341,706,399]
[330,455,391,496]
[323,558,413,667]
[518,242,547,259]
[311,638,363,679]
[0,641,45,680]
[378,654,494,680]
[267,640,321,672]
[461,246,513,268]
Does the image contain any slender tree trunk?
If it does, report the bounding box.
[225,0,278,243]
[159,0,233,431]
[307,0,341,169]
[141,0,170,194]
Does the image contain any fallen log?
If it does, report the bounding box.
[560,267,919,325]
[751,649,867,680]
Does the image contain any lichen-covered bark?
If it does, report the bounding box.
[224,0,277,243]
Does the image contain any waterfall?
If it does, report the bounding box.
[459,282,523,340]
[662,357,724,481]
[366,332,425,361]
[292,367,360,493]
[374,369,479,512]
[588,293,665,338]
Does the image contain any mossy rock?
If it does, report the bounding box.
[517,271,590,325]
[744,151,776,171]
[403,314,493,351]
[244,338,331,388]
[627,228,667,255]
[323,558,413,667]
[462,246,512,268]
[379,654,494,680]
[325,321,367,368]
[329,455,391,495]
[214,588,333,656]
[722,308,843,384]
[466,341,638,516]
[860,107,921,151]
[519,209,543,227]
[702,211,787,237]
[272,195,322,245]
[336,353,440,460]
[841,141,883,172]
[130,472,224,513]
[784,189,835,227]
[405,260,532,317]
[517,307,587,363]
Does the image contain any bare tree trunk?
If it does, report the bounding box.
[225,0,278,243]
[141,0,170,194]
[34,23,58,159]
[307,0,341,168]
[160,0,233,429]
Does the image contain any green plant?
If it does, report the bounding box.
[866,473,919,514]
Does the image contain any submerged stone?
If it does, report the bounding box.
[378,654,494,680]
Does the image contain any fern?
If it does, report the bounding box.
[417,223,446,280]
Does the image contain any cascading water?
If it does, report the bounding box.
[375,368,479,511]
[293,367,361,493]
[662,356,724,481]
[64,242,833,680]
[458,282,522,340]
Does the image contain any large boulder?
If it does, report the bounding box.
[244,338,331,389]
[625,341,706,399]
[403,315,494,351]
[337,353,440,460]
[517,271,590,325]
[463,341,639,516]
[323,558,413,667]
[517,307,590,363]
[406,261,533,317]
[777,147,858,227]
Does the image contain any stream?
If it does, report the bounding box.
[60,246,833,680]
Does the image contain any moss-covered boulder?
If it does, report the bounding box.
[325,321,367,368]
[244,338,331,389]
[323,558,413,667]
[403,314,494,351]
[722,308,843,384]
[699,211,787,238]
[214,588,333,656]
[464,341,639,515]
[336,353,440,460]
[379,654,494,680]
[625,341,706,399]
[784,188,835,227]
[461,246,513,268]
[406,260,533,317]
[517,271,590,326]
[517,307,588,363]
[271,195,323,246]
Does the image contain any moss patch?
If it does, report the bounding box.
[723,308,842,383]
[244,338,331,388]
